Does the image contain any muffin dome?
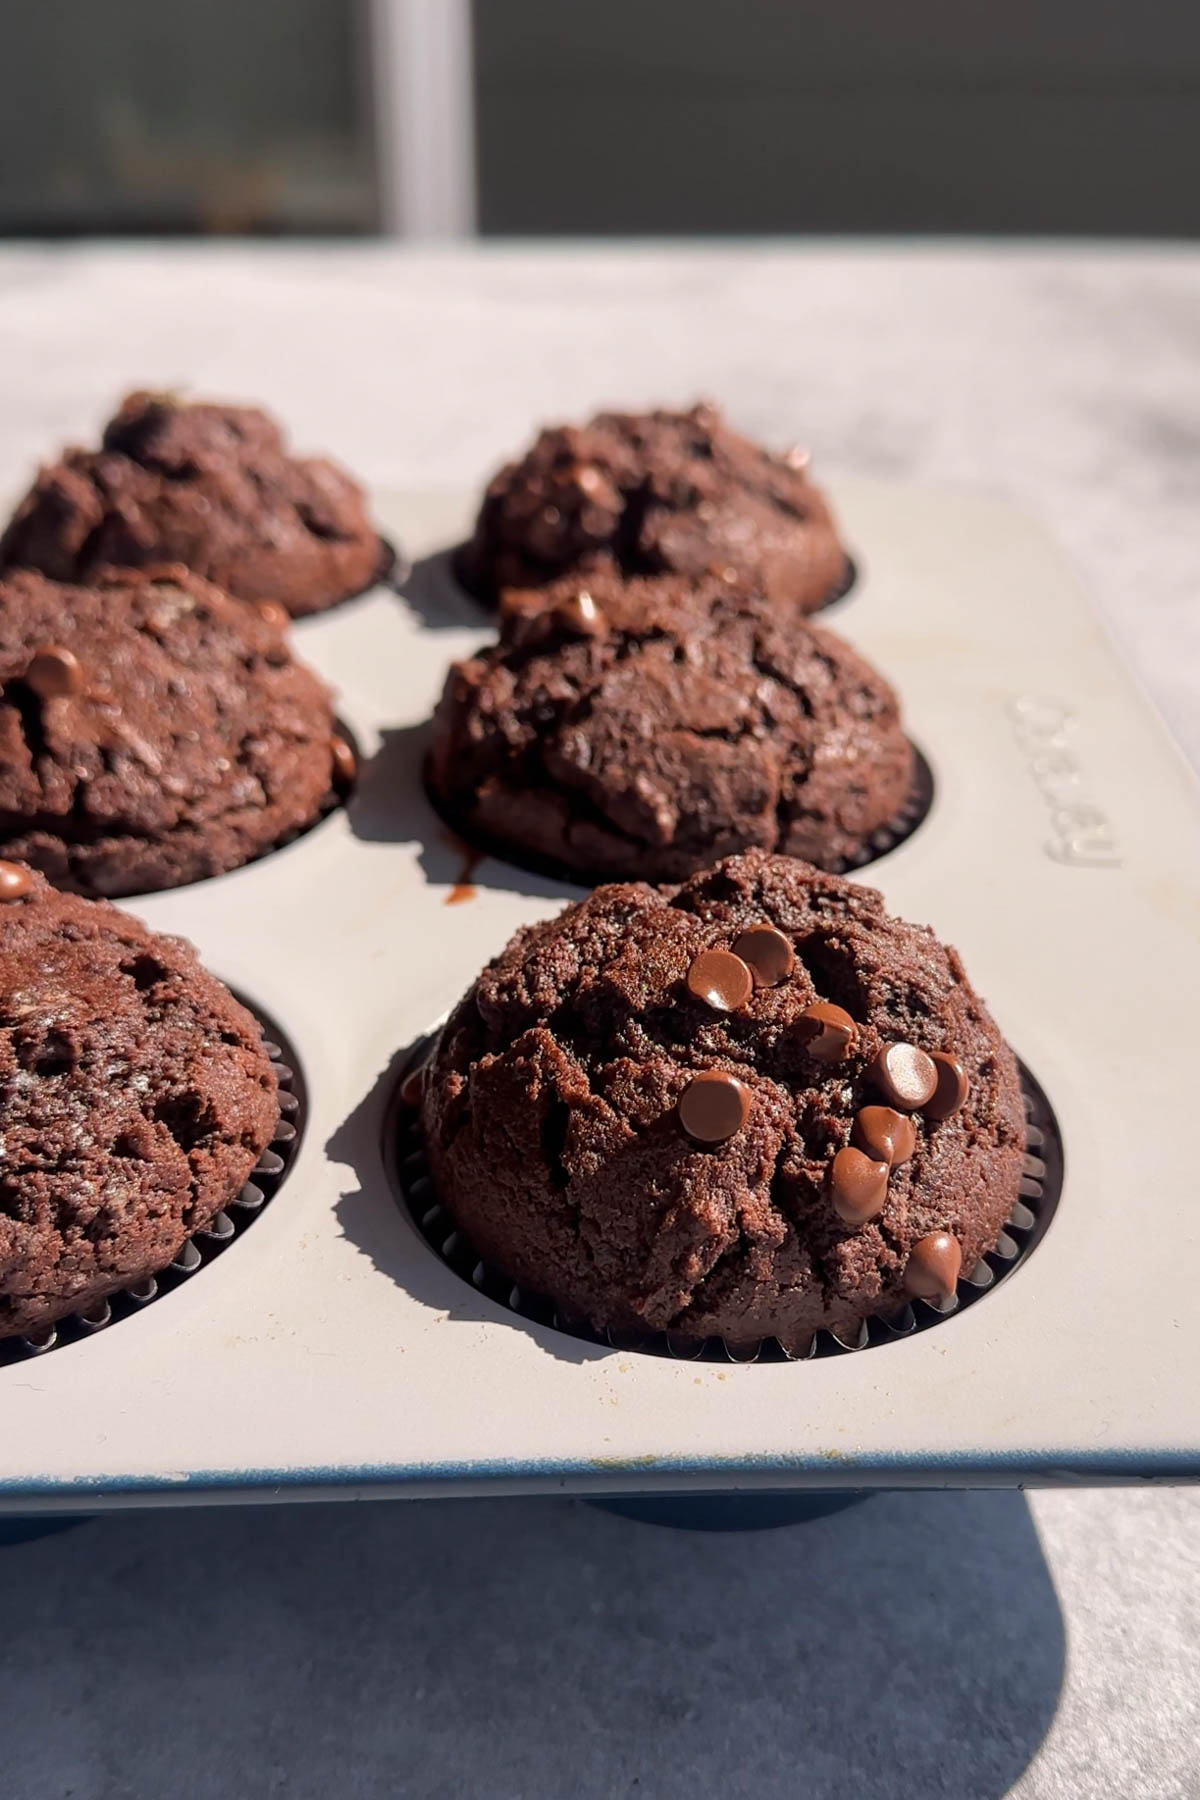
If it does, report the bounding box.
[0,566,340,896]
[456,401,850,612]
[0,866,278,1339]
[428,569,913,883]
[0,391,391,617]
[420,852,1025,1353]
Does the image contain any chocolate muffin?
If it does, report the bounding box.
[428,569,914,883]
[0,391,391,617]
[456,401,850,611]
[0,565,343,897]
[418,851,1025,1353]
[0,863,278,1340]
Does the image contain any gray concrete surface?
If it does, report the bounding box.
[0,244,1198,1797]
[1,1491,1199,1799]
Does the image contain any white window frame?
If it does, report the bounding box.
[367,0,477,237]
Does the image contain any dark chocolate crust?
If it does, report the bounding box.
[421,851,1025,1352]
[456,402,850,612]
[0,566,337,896]
[0,392,389,618]
[0,871,277,1338]
[428,569,913,883]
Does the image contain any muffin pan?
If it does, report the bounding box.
[2,477,1199,1513]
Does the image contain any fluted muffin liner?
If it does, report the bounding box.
[389,1047,1060,1366]
[0,1016,305,1367]
[291,534,406,616]
[816,552,858,613]
[424,736,933,896]
[832,740,933,878]
[259,714,362,855]
[370,536,408,598]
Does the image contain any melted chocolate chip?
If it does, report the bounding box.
[926,1051,969,1121]
[399,1063,427,1108]
[797,1001,856,1063]
[732,924,795,988]
[829,1146,889,1226]
[870,1041,938,1111]
[686,948,753,1013]
[677,1070,752,1144]
[255,600,291,630]
[25,645,83,700]
[904,1231,963,1301]
[553,589,605,637]
[853,1105,916,1168]
[0,860,33,901]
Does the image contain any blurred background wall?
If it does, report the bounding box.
[475,0,1200,235]
[1,0,1197,237]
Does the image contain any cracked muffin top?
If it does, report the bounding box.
[419,851,1025,1353]
[0,565,339,897]
[456,401,851,612]
[427,568,913,883]
[0,391,392,618]
[0,864,277,1339]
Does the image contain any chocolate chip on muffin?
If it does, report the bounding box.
[418,850,1026,1354]
[427,568,913,883]
[0,565,339,896]
[0,391,392,618]
[456,401,851,612]
[0,865,278,1340]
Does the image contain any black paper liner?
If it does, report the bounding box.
[424,738,933,894]
[813,553,858,614]
[291,534,409,617]
[374,536,408,592]
[831,741,932,877]
[388,1051,1061,1365]
[0,1002,306,1368]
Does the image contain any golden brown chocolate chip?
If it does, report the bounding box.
[677,1071,752,1144]
[686,949,753,1013]
[25,645,83,699]
[0,860,33,901]
[330,736,358,793]
[552,589,605,637]
[853,1105,916,1168]
[925,1051,969,1121]
[255,600,290,630]
[797,1001,856,1063]
[870,1041,938,1111]
[829,1146,889,1225]
[732,924,795,988]
[903,1231,963,1301]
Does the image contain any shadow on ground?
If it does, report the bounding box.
[345,719,582,907]
[0,1489,1063,1800]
